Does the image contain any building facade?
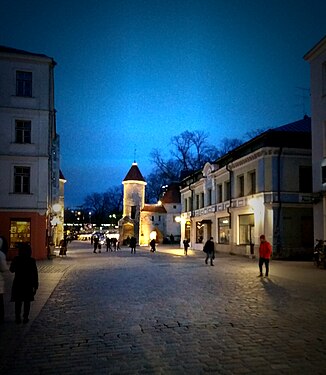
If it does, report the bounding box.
[119,163,181,246]
[180,117,313,259]
[0,46,61,259]
[304,35,326,241]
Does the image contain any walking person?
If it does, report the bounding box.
[93,235,99,253]
[0,235,9,323]
[130,236,137,254]
[183,238,189,256]
[105,237,111,252]
[10,243,38,324]
[258,234,272,277]
[150,239,156,252]
[203,237,215,266]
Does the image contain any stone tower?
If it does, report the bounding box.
[119,163,146,244]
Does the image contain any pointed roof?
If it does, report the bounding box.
[161,183,181,204]
[123,163,146,183]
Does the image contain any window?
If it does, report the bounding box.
[10,219,31,249]
[217,184,222,203]
[238,175,244,197]
[131,206,136,219]
[248,171,256,194]
[218,217,230,244]
[188,197,192,211]
[15,120,31,144]
[196,194,200,209]
[184,221,191,241]
[201,192,204,208]
[16,71,32,97]
[299,166,312,192]
[196,222,204,243]
[151,216,154,221]
[14,166,30,193]
[184,198,188,212]
[239,214,254,245]
[224,181,230,201]
[207,189,212,206]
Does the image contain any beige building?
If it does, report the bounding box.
[304,35,326,241]
[0,46,61,259]
[180,117,313,259]
[119,163,181,246]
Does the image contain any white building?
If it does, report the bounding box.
[180,117,313,259]
[0,46,61,259]
[119,163,181,246]
[304,35,326,241]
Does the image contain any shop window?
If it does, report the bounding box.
[196,222,204,243]
[239,214,254,245]
[10,219,31,248]
[185,221,191,241]
[218,217,230,244]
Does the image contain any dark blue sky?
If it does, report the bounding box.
[1,0,325,207]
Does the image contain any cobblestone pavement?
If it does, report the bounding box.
[1,241,326,374]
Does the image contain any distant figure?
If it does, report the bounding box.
[111,238,117,251]
[183,239,190,256]
[150,239,156,252]
[117,240,121,251]
[258,234,272,277]
[59,235,68,256]
[130,237,137,254]
[10,243,38,324]
[170,234,174,244]
[203,237,215,266]
[105,237,111,252]
[93,235,99,253]
[0,235,9,323]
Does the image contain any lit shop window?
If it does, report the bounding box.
[218,217,230,244]
[10,219,31,248]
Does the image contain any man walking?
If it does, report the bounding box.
[258,234,272,277]
[203,237,215,266]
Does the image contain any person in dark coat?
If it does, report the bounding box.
[183,239,190,256]
[203,237,215,266]
[130,236,137,254]
[10,243,38,324]
[150,239,156,252]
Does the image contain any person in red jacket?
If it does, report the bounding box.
[258,234,272,277]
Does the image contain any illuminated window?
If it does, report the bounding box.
[14,166,30,193]
[184,221,191,240]
[196,222,204,243]
[10,219,31,248]
[239,214,254,245]
[16,71,32,97]
[218,217,230,244]
[15,120,31,143]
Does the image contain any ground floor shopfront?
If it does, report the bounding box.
[180,194,314,259]
[0,211,48,260]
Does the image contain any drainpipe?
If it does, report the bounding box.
[276,147,283,254]
[226,164,233,229]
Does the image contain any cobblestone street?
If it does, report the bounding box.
[1,241,326,374]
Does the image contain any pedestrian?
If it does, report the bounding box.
[258,234,272,277]
[150,239,156,252]
[0,235,9,323]
[183,238,189,256]
[93,235,99,253]
[10,243,38,324]
[203,237,215,266]
[105,237,111,252]
[112,238,117,251]
[130,236,137,254]
[59,235,68,256]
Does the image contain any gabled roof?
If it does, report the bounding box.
[123,163,146,182]
[304,35,326,61]
[0,45,55,63]
[142,204,167,213]
[161,183,181,204]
